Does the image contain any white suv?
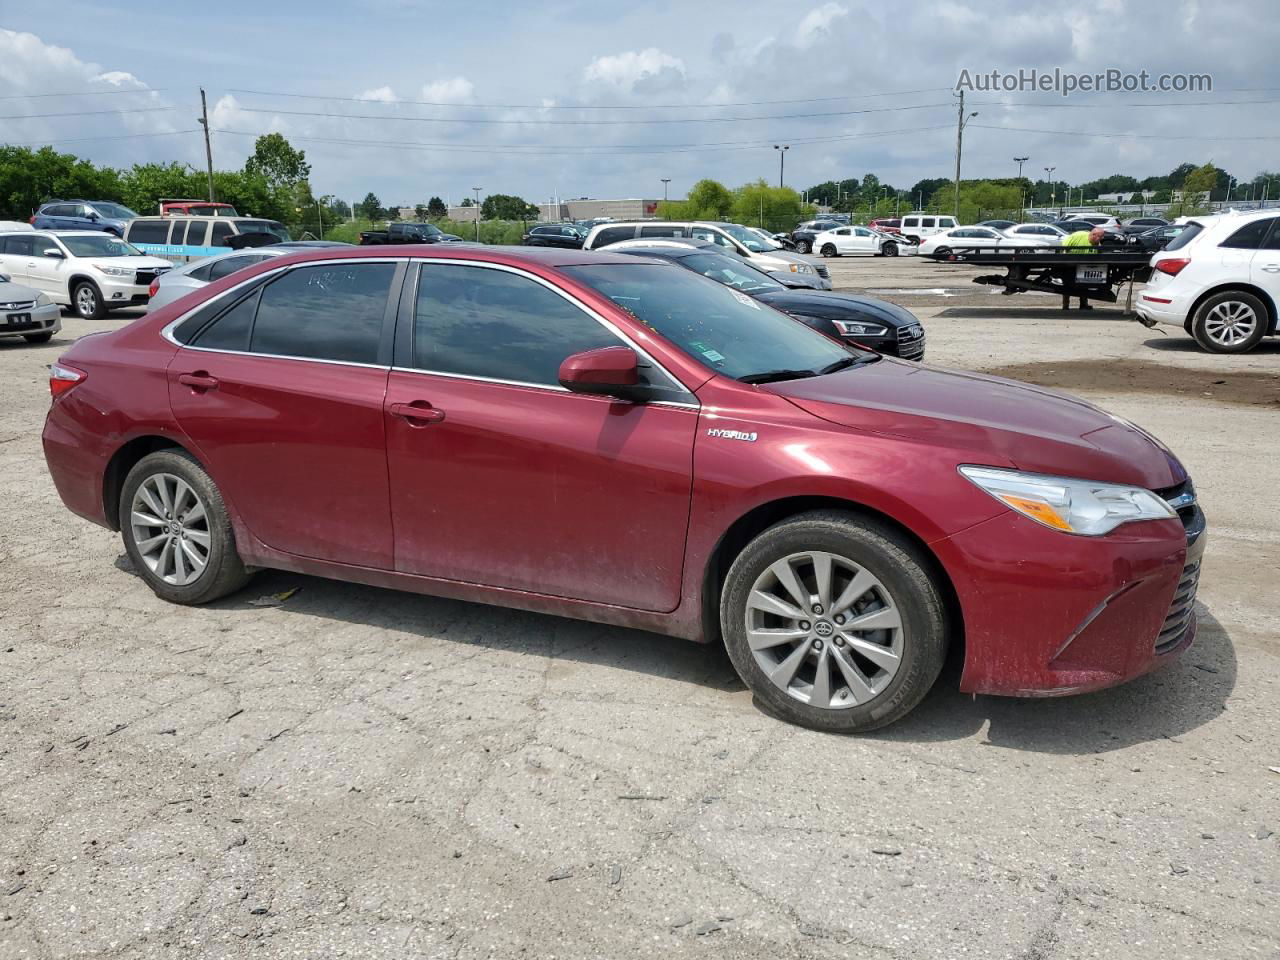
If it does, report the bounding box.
[1138,211,1280,353]
[898,214,958,244]
[0,230,172,319]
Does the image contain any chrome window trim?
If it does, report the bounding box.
[388,365,700,410]
[406,257,697,402]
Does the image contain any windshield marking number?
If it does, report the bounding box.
[707,428,757,442]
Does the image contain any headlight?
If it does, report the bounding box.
[832,320,888,337]
[93,263,132,277]
[959,466,1176,536]
[789,263,813,274]
[36,293,52,307]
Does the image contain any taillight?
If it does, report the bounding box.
[28,215,36,224]
[149,279,160,297]
[49,362,86,399]
[1155,257,1190,276]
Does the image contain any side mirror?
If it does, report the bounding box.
[87,212,99,222]
[43,248,65,259]
[558,346,643,400]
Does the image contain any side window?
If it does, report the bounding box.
[940,218,957,228]
[207,254,269,282]
[250,262,394,364]
[921,218,936,228]
[183,220,209,246]
[639,225,683,238]
[192,289,260,352]
[169,221,191,245]
[592,226,635,247]
[186,262,217,283]
[1220,218,1275,250]
[4,235,35,256]
[902,218,918,228]
[412,263,621,386]
[128,220,171,244]
[835,228,851,236]
[210,221,235,247]
[1262,220,1280,250]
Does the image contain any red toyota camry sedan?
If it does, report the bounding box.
[42,246,1205,731]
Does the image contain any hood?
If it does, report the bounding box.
[756,290,917,327]
[765,250,821,268]
[0,280,42,302]
[120,256,174,269]
[767,271,826,290]
[766,360,1184,490]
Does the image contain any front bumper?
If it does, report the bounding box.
[95,275,153,307]
[935,499,1205,697]
[1,302,61,336]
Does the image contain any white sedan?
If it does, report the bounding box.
[917,226,1057,259]
[813,225,909,258]
[0,271,61,344]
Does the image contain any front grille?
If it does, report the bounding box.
[135,270,159,286]
[0,300,36,310]
[1154,478,1198,534]
[1156,558,1200,654]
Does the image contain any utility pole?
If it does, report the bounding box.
[952,90,977,220]
[1014,156,1029,219]
[773,144,789,188]
[661,178,671,203]
[472,186,481,242]
[1044,166,1056,214]
[197,87,216,202]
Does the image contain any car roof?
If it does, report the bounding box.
[2,229,114,238]
[259,244,665,270]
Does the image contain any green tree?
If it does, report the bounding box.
[243,133,311,191]
[682,179,734,220]
[427,196,447,218]
[480,194,538,220]
[357,192,383,221]
[460,197,473,207]
[1177,162,1218,215]
[730,179,808,230]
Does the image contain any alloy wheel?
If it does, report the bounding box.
[129,472,211,585]
[76,285,98,318]
[1203,300,1258,347]
[745,551,903,709]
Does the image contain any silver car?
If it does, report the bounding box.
[147,242,352,311]
[0,273,61,343]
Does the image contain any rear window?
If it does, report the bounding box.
[639,225,684,238]
[250,262,393,363]
[591,226,636,248]
[128,220,172,243]
[1162,222,1203,252]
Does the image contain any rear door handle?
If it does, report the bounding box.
[389,401,445,425]
[1261,264,1280,273]
[177,372,219,390]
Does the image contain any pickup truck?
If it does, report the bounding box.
[357,222,462,245]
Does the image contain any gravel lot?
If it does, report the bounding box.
[2,255,1277,959]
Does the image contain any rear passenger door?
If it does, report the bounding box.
[1251,219,1280,309]
[167,258,404,568]
[0,234,36,284]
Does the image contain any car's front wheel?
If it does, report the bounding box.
[932,246,952,259]
[1191,290,1268,353]
[120,449,253,605]
[796,240,812,254]
[881,242,898,257]
[72,281,106,320]
[820,244,838,257]
[720,511,948,732]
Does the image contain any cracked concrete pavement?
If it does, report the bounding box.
[1,257,1277,958]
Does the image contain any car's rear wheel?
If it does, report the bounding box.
[820,244,838,257]
[881,242,898,257]
[72,280,106,320]
[905,236,920,245]
[796,240,812,254]
[721,511,948,732]
[120,450,253,605]
[933,246,952,259]
[23,332,54,343]
[1191,291,1268,353]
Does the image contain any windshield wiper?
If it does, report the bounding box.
[738,368,818,384]
[818,353,879,375]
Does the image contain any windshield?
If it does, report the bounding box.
[58,235,143,258]
[679,253,784,294]
[561,263,852,381]
[92,203,137,220]
[720,222,782,252]
[239,220,291,241]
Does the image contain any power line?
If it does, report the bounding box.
[973,96,1280,108]
[0,106,175,120]
[0,87,168,100]
[227,86,952,111]
[5,129,199,147]
[971,123,1280,141]
[230,102,951,126]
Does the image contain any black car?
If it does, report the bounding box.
[613,242,925,360]
[1119,216,1170,236]
[523,224,585,248]
[1131,223,1187,253]
[789,219,843,255]
[1052,220,1132,245]
[978,219,1017,230]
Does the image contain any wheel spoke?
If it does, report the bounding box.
[749,589,804,620]
[184,501,207,526]
[831,645,876,703]
[131,510,164,529]
[812,553,833,610]
[180,539,206,573]
[844,605,901,632]
[769,641,811,689]
[154,478,173,517]
[747,627,807,651]
[809,646,832,708]
[156,538,174,579]
[138,486,165,520]
[846,636,901,672]
[172,537,188,581]
[831,569,876,615]
[184,529,211,549]
[769,559,810,611]
[173,479,193,516]
[136,532,168,552]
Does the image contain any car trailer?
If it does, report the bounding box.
[936,247,1154,310]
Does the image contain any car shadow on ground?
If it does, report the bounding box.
[933,305,1132,320]
[121,556,1236,753]
[1142,336,1280,354]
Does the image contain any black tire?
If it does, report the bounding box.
[23,332,54,343]
[796,240,812,254]
[933,247,952,259]
[119,449,253,605]
[71,280,106,320]
[881,242,898,257]
[820,243,838,258]
[720,510,948,733]
[1190,290,1268,354]
[905,235,921,245]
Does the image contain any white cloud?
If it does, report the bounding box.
[795,3,849,48]
[420,76,474,104]
[357,85,398,103]
[582,48,685,92]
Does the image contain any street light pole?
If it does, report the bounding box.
[1044,166,1056,214]
[661,178,670,203]
[952,90,978,220]
[773,144,789,188]
[1014,156,1029,218]
[472,186,481,242]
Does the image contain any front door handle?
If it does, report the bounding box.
[389,401,445,425]
[177,372,219,391]
[1261,264,1280,273]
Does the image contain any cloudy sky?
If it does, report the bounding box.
[2,0,1278,207]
